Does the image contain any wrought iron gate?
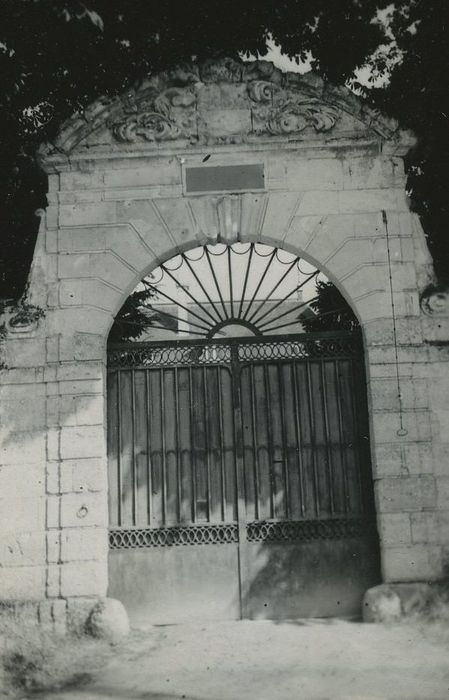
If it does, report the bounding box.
[107,331,380,623]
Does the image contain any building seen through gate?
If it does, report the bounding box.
[0,57,448,629]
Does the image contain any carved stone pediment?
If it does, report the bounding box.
[39,56,405,159]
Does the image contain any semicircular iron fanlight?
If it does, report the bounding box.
[109,243,359,343]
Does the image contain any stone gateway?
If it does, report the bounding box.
[0,57,448,629]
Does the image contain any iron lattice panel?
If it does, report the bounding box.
[109,524,239,549]
[108,343,232,369]
[237,337,359,363]
[246,518,373,543]
[108,334,360,370]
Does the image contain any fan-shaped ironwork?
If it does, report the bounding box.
[111,242,358,341]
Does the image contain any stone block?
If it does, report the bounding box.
[87,598,130,643]
[286,158,343,190]
[56,362,104,382]
[363,582,435,622]
[59,278,122,313]
[60,425,105,459]
[362,584,401,623]
[373,442,433,477]
[60,527,108,562]
[376,475,436,513]
[66,596,100,636]
[0,496,45,533]
[378,513,411,546]
[343,156,395,190]
[59,457,106,493]
[60,560,108,597]
[104,162,181,189]
[59,202,116,227]
[60,394,104,427]
[369,378,428,412]
[0,565,46,599]
[46,530,61,563]
[372,410,432,445]
[59,492,108,528]
[3,338,47,369]
[46,563,61,597]
[410,512,440,544]
[0,431,46,466]
[382,545,441,581]
[46,494,60,528]
[0,531,46,567]
[338,188,408,214]
[436,476,449,510]
[0,463,45,499]
[297,190,340,216]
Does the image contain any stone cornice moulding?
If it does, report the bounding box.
[37,57,415,171]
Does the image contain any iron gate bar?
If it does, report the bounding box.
[188,366,197,523]
[249,363,260,521]
[204,247,229,320]
[252,270,319,328]
[241,248,276,321]
[217,366,226,522]
[262,362,275,520]
[131,368,137,524]
[117,371,122,526]
[181,253,225,323]
[160,370,167,525]
[142,281,214,334]
[246,257,298,324]
[305,361,320,517]
[237,243,254,319]
[319,361,335,517]
[277,362,290,520]
[227,246,234,318]
[174,367,181,523]
[145,371,153,524]
[292,361,307,518]
[159,263,221,328]
[203,365,212,522]
[334,359,350,515]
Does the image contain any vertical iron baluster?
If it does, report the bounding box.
[182,253,224,323]
[262,363,275,519]
[292,362,306,518]
[160,369,166,525]
[188,367,196,523]
[217,367,226,522]
[117,371,122,527]
[277,363,290,520]
[334,360,350,515]
[228,246,234,318]
[305,362,320,517]
[237,243,254,319]
[145,371,152,527]
[247,258,298,324]
[249,364,259,520]
[242,248,276,320]
[349,358,366,514]
[204,247,229,319]
[174,367,181,523]
[319,361,335,516]
[131,369,137,525]
[203,366,211,522]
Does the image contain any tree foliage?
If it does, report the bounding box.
[1,0,448,300]
[301,280,359,333]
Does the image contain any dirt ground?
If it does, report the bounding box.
[42,618,449,700]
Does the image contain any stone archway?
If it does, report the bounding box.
[0,57,446,630]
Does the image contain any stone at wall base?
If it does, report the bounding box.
[363,583,436,622]
[86,598,130,644]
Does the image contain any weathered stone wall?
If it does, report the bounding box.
[0,58,448,610]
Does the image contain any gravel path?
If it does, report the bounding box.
[47,618,449,700]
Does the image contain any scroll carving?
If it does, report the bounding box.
[110,58,342,144]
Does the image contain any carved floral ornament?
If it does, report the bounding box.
[41,57,403,157]
[110,75,341,144]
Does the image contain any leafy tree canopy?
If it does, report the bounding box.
[1,0,448,300]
